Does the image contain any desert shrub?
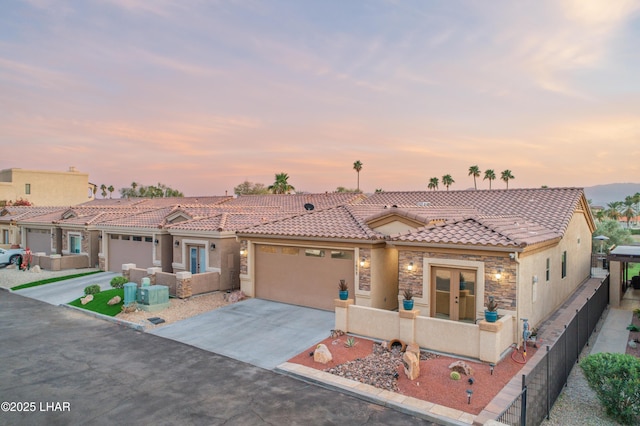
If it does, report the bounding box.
[450,371,461,380]
[110,276,128,289]
[84,284,101,295]
[580,353,640,425]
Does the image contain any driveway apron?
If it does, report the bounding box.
[13,271,118,305]
[150,298,334,370]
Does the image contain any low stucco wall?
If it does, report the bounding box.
[191,271,220,295]
[415,316,480,359]
[348,305,399,342]
[31,253,89,271]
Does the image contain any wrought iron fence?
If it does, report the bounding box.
[497,276,610,425]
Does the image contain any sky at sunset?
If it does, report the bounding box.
[1,0,639,196]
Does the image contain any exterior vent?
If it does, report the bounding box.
[417,202,430,207]
[304,203,314,211]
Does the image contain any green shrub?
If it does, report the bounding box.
[110,276,128,289]
[580,353,640,425]
[84,284,101,295]
[450,371,461,380]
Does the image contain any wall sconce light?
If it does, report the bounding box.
[495,267,503,280]
[174,241,180,247]
[154,239,159,246]
[360,257,365,267]
[408,262,414,271]
[98,234,102,240]
[240,248,246,256]
[210,243,216,251]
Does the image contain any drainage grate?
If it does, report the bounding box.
[147,317,165,325]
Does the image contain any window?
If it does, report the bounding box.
[69,234,81,254]
[305,249,325,257]
[545,258,550,281]
[132,236,142,241]
[2,229,8,244]
[561,251,567,278]
[331,251,352,260]
[25,183,31,194]
[144,237,152,242]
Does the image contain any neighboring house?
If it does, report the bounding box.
[0,167,94,206]
[0,206,66,248]
[237,188,595,361]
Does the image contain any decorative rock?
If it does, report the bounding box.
[31,265,41,273]
[107,295,122,306]
[81,295,94,305]
[406,343,420,357]
[402,351,420,380]
[449,360,473,376]
[629,339,637,349]
[313,343,333,364]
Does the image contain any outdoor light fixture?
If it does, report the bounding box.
[466,389,473,404]
[408,262,414,271]
[154,239,159,246]
[240,248,246,256]
[210,243,216,251]
[360,257,365,267]
[174,241,180,247]
[495,267,503,280]
[489,363,495,375]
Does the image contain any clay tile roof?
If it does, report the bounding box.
[98,207,176,229]
[224,193,365,211]
[167,211,294,232]
[238,205,384,240]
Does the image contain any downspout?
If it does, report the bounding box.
[512,252,521,346]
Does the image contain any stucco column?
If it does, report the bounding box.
[478,319,504,363]
[50,254,62,271]
[609,260,621,307]
[122,263,136,282]
[334,299,353,332]
[399,309,419,344]
[176,271,193,299]
[147,267,162,285]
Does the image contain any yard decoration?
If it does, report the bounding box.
[403,288,414,310]
[338,279,348,300]
[485,296,498,322]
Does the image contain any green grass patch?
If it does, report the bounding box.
[68,288,124,317]
[628,263,640,277]
[11,270,103,291]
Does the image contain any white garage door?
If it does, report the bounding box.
[255,245,354,311]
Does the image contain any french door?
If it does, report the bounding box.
[189,245,207,274]
[431,267,477,322]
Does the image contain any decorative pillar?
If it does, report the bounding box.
[399,309,419,344]
[176,271,193,299]
[122,263,136,282]
[147,267,162,285]
[334,299,353,332]
[478,319,504,363]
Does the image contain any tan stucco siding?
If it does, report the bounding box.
[0,169,92,206]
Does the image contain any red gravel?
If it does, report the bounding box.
[288,335,536,415]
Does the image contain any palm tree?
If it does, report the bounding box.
[483,170,496,189]
[428,177,439,191]
[107,185,114,199]
[606,201,622,221]
[622,196,638,228]
[442,174,454,191]
[501,170,515,189]
[268,173,295,194]
[353,160,363,193]
[131,181,138,197]
[100,184,107,199]
[468,165,480,190]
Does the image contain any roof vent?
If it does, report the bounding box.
[392,204,398,208]
[304,203,314,211]
[417,202,430,207]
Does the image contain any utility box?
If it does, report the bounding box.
[137,285,170,312]
[124,282,137,306]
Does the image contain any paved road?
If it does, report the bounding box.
[13,271,117,305]
[0,290,435,425]
[150,298,334,370]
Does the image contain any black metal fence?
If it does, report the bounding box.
[497,276,610,425]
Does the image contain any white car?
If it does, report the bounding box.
[0,247,25,267]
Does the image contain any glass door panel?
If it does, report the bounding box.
[434,269,451,319]
[458,270,476,322]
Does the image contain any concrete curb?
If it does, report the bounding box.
[275,362,473,426]
[59,303,146,332]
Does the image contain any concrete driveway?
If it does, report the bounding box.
[150,298,334,370]
[13,271,118,305]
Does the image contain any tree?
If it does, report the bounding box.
[428,177,439,191]
[483,170,496,189]
[593,220,633,253]
[234,181,269,195]
[500,170,515,189]
[442,174,454,191]
[119,182,184,198]
[468,165,480,190]
[605,201,622,221]
[353,160,363,192]
[335,186,359,193]
[107,185,114,199]
[374,188,383,193]
[100,184,107,198]
[268,173,295,194]
[622,196,638,228]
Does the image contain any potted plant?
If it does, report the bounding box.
[485,296,498,322]
[403,288,414,310]
[338,279,349,300]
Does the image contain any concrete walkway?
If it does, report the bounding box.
[13,271,117,305]
[590,308,632,354]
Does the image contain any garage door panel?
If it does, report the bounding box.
[26,229,51,254]
[255,245,354,311]
[108,237,153,272]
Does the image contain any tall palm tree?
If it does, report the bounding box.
[268,173,295,194]
[606,201,622,220]
[100,184,107,198]
[353,160,363,193]
[442,174,454,191]
[107,185,114,199]
[428,177,439,191]
[131,181,138,197]
[500,170,515,189]
[468,165,480,190]
[622,196,638,228]
[483,170,496,189]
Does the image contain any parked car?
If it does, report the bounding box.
[0,247,25,267]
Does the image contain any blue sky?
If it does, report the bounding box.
[1,0,639,195]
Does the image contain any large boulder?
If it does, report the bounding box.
[107,295,122,306]
[402,351,420,380]
[449,360,473,376]
[313,343,333,364]
[80,294,94,305]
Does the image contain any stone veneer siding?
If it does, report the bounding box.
[358,248,371,291]
[398,250,516,309]
[239,240,247,275]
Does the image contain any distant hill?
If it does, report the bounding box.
[584,183,640,207]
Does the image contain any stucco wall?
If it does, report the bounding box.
[0,168,92,206]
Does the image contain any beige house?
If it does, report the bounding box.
[0,167,95,206]
[237,188,595,362]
